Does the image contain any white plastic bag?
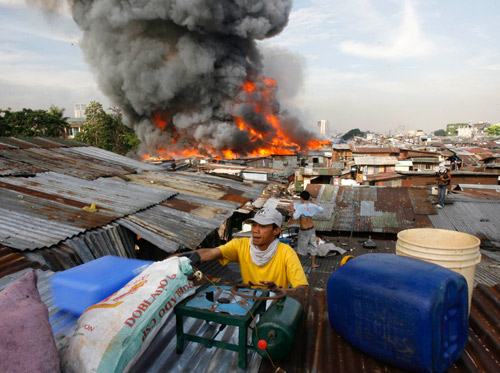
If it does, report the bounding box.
[61,257,195,373]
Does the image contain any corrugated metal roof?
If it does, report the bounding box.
[0,146,159,178]
[0,137,84,149]
[0,245,45,277]
[429,197,500,248]
[291,185,435,233]
[67,146,160,172]
[4,222,137,273]
[409,157,440,163]
[118,193,241,253]
[354,156,399,165]
[0,172,176,250]
[364,172,404,182]
[1,236,499,373]
[299,167,342,176]
[0,138,265,256]
[125,171,263,203]
[353,146,399,154]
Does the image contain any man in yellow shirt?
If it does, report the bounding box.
[192,207,308,289]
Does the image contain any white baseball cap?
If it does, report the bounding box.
[246,207,283,227]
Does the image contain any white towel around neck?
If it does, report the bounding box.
[249,238,279,266]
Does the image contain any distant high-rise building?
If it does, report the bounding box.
[74,103,88,118]
[317,119,329,136]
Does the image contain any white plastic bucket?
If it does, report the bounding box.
[396,228,481,309]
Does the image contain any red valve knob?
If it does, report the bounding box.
[257,340,268,350]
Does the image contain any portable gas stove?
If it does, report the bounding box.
[174,283,269,369]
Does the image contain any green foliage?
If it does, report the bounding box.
[434,129,447,136]
[341,128,365,141]
[485,124,500,136]
[0,106,69,137]
[445,123,468,136]
[74,101,140,155]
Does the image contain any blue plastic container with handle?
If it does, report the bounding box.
[327,253,468,372]
[51,255,153,315]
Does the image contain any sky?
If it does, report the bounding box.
[1,0,499,135]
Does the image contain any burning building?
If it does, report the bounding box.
[35,0,328,159]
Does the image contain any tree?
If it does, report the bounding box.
[341,128,365,141]
[74,101,140,155]
[434,129,447,136]
[485,124,500,136]
[0,107,69,137]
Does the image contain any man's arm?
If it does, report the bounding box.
[310,197,324,213]
[292,203,302,220]
[171,247,222,266]
[197,248,223,262]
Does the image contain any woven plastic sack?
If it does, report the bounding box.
[60,257,195,372]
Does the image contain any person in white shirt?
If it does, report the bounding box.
[290,191,324,269]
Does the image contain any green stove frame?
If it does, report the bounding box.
[174,283,269,369]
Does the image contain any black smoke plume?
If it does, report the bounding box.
[29,0,322,157]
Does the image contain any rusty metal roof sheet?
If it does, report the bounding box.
[295,185,435,233]
[409,157,440,163]
[429,197,500,248]
[0,245,45,278]
[118,193,241,253]
[354,156,399,165]
[0,137,82,149]
[0,146,159,178]
[1,237,499,373]
[353,146,399,154]
[68,146,160,172]
[298,167,342,176]
[125,171,263,203]
[0,173,176,250]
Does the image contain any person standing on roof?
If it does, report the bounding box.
[290,191,324,269]
[183,207,308,289]
[436,167,452,208]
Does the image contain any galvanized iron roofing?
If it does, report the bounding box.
[0,172,176,250]
[429,196,500,248]
[2,236,495,373]
[118,193,242,253]
[353,156,399,165]
[290,185,435,233]
[0,139,265,253]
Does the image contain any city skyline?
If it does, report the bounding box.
[1,0,499,135]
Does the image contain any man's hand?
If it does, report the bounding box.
[178,251,201,267]
[259,280,277,287]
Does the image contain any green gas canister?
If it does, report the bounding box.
[252,296,304,360]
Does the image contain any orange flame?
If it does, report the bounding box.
[141,76,328,161]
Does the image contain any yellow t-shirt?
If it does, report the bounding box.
[218,238,308,289]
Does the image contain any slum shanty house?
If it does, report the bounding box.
[398,148,441,171]
[303,148,333,168]
[232,154,299,178]
[352,156,399,184]
[1,138,499,372]
[352,145,400,158]
[396,170,500,188]
[293,165,345,192]
[196,161,288,183]
[331,144,352,162]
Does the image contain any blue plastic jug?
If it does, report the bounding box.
[327,253,469,372]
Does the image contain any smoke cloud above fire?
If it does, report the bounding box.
[30,0,325,158]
